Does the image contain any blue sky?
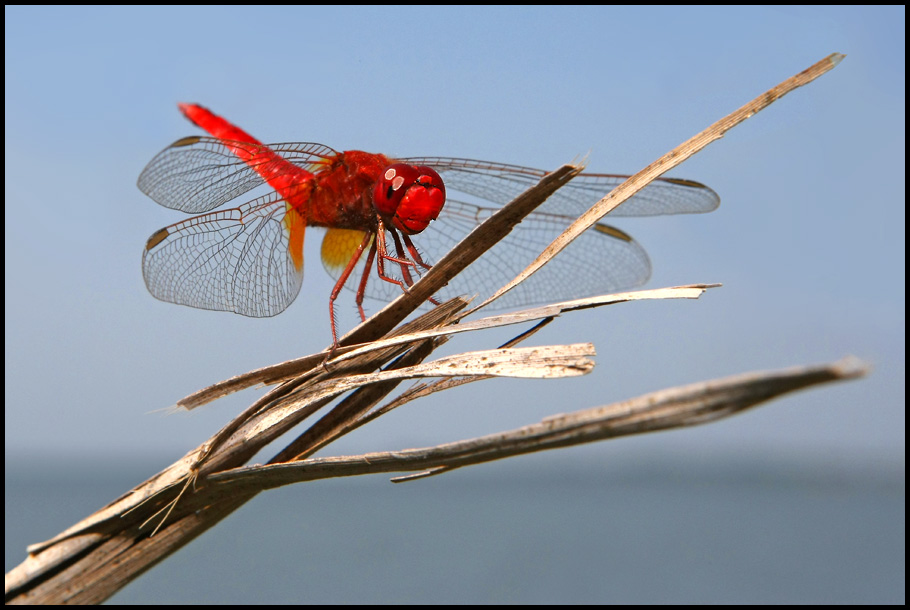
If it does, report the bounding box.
[5,6,904,469]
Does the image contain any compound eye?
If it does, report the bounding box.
[373,164,418,216]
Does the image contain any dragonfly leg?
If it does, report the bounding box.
[354,238,379,322]
[374,219,415,294]
[389,229,418,287]
[400,233,441,306]
[329,230,373,347]
[401,233,433,272]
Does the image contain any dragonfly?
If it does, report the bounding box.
[139,104,720,345]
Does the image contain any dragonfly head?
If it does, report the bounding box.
[373,163,446,234]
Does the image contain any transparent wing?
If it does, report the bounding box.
[137,136,339,213]
[427,200,651,309]
[400,157,720,217]
[142,191,305,317]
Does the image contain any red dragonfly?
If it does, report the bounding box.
[139,104,719,344]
